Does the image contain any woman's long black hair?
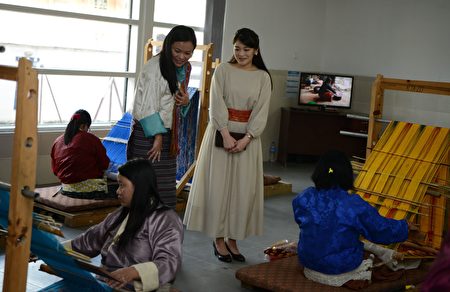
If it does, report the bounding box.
[109,159,163,250]
[229,27,273,89]
[311,150,354,191]
[159,25,197,95]
[64,109,91,145]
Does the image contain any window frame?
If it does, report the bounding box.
[0,2,146,132]
[0,1,219,133]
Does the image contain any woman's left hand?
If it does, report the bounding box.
[175,90,189,106]
[407,222,425,243]
[106,266,140,289]
[229,136,251,153]
[148,134,163,163]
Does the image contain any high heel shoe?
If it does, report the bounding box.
[213,242,232,263]
[225,242,246,262]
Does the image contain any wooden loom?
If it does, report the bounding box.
[0,59,114,291]
[144,39,219,196]
[354,74,450,256]
[0,58,39,292]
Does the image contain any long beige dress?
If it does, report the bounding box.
[183,62,272,240]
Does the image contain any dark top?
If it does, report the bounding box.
[51,131,109,184]
[318,82,336,95]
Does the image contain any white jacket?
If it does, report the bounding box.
[131,55,174,129]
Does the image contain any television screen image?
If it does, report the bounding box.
[298,73,354,109]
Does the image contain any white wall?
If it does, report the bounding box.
[223,0,450,159]
[321,0,450,81]
[222,0,327,71]
[224,0,450,80]
[320,0,450,127]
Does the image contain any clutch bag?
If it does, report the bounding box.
[215,130,246,148]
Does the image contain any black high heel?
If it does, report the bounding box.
[225,242,246,262]
[213,242,232,263]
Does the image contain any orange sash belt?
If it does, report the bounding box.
[228,108,251,122]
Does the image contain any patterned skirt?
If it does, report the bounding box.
[126,120,177,209]
[61,178,118,200]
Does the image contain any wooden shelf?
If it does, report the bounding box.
[278,107,367,164]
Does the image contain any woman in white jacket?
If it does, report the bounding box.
[127,25,196,209]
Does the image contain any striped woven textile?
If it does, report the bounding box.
[103,112,133,174]
[176,88,199,180]
[354,121,449,249]
[126,120,177,209]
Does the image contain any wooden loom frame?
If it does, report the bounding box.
[361,74,450,249]
[0,58,39,292]
[144,39,219,196]
[366,74,450,157]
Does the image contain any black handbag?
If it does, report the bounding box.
[215,130,246,148]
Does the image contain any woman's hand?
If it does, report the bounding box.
[175,90,189,106]
[407,221,425,244]
[147,134,163,162]
[106,266,140,289]
[219,129,237,151]
[229,136,251,153]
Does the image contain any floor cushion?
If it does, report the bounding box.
[236,255,431,292]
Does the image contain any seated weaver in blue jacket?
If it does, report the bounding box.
[292,150,409,287]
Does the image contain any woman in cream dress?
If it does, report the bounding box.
[184,28,272,262]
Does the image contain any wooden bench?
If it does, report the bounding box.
[264,181,293,198]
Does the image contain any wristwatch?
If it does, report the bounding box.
[246,133,252,140]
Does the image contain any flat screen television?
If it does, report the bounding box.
[298,72,354,110]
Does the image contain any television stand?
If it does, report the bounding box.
[321,106,338,113]
[278,107,367,164]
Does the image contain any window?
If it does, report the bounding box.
[152,0,206,89]
[0,0,208,128]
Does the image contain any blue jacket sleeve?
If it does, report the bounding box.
[352,196,408,244]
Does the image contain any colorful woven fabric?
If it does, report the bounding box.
[62,178,107,193]
[127,121,177,209]
[102,112,132,174]
[175,87,199,181]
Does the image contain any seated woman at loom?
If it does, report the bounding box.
[292,150,420,289]
[51,109,113,199]
[65,159,183,291]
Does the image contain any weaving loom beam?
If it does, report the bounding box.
[377,125,437,218]
[354,170,449,198]
[1,58,38,292]
[355,122,408,199]
[366,123,421,207]
[354,121,396,189]
[353,187,435,209]
[420,158,449,248]
[366,75,450,157]
[391,127,448,220]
